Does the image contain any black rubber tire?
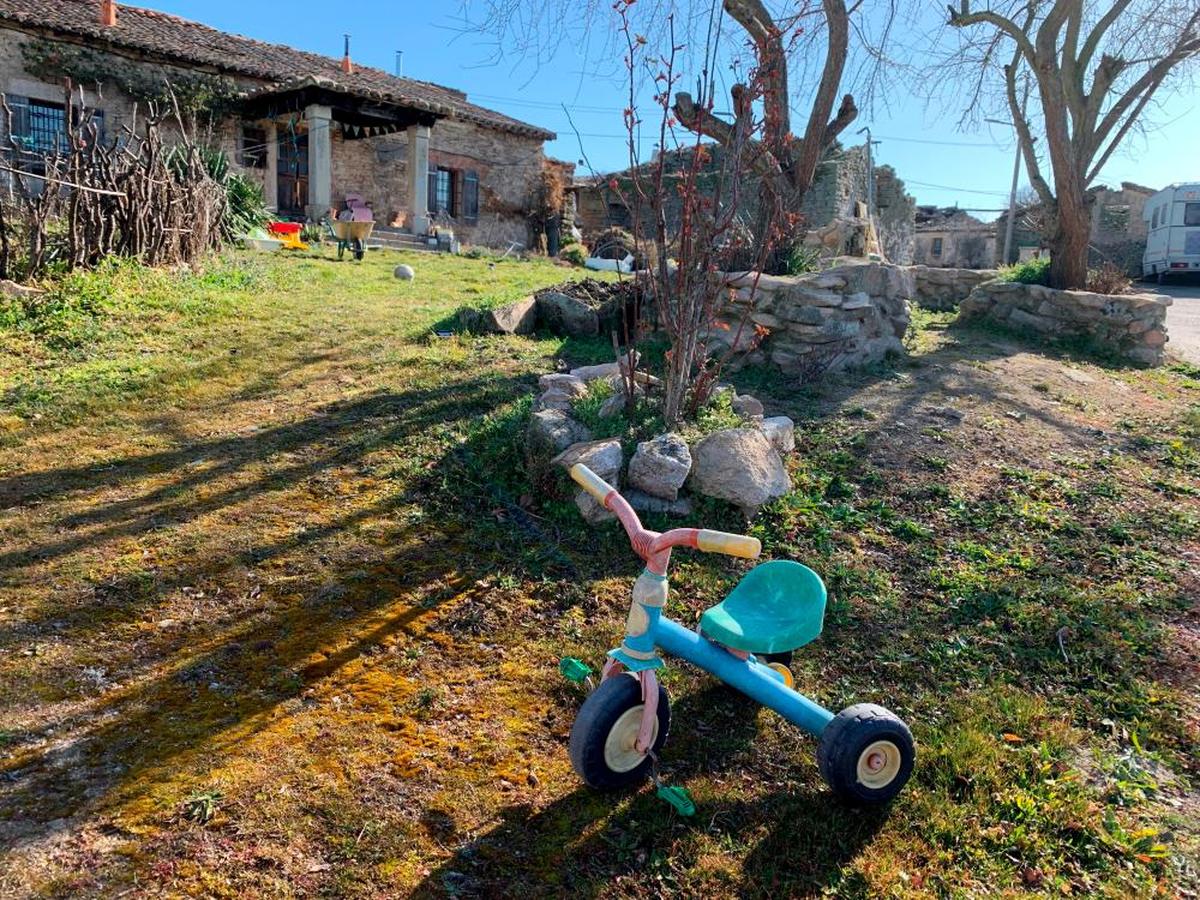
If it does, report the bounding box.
[818,703,915,805]
[352,238,365,261]
[569,674,670,790]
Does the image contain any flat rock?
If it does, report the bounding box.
[689,427,791,517]
[760,416,795,454]
[533,388,576,413]
[0,279,42,298]
[537,373,589,397]
[570,352,640,382]
[625,489,694,517]
[628,433,692,500]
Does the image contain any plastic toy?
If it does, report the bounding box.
[565,463,915,805]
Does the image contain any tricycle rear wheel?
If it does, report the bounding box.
[818,703,914,805]
[569,674,670,789]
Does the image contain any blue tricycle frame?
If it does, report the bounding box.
[565,464,915,805]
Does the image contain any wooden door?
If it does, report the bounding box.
[277,131,309,216]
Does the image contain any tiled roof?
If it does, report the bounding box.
[0,0,555,140]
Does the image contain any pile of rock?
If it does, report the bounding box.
[706,263,913,375]
[958,281,1172,366]
[459,279,641,338]
[525,361,796,523]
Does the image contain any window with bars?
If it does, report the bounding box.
[6,97,105,158]
[931,237,944,257]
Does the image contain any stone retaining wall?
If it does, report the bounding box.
[958,282,1172,366]
[909,266,998,311]
[709,263,912,374]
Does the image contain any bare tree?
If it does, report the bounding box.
[673,0,859,251]
[945,0,1200,289]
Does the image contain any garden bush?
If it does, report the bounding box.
[997,256,1052,286]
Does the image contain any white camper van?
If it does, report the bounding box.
[1143,182,1200,282]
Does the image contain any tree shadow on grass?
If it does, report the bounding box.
[0,373,536,650]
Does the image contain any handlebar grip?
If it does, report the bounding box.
[570,464,615,505]
[696,529,762,559]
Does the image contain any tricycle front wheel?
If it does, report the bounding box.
[569,674,670,789]
[818,703,914,805]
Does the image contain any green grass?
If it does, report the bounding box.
[0,251,1196,898]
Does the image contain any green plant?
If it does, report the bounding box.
[782,242,822,276]
[998,257,1052,286]
[559,244,588,267]
[222,173,270,238]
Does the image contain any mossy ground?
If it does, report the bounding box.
[0,253,1196,898]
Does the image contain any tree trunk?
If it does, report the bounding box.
[1048,198,1090,289]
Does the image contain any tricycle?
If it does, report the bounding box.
[565,463,915,804]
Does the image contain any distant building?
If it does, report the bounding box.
[993,182,1156,274]
[570,143,918,265]
[912,206,997,269]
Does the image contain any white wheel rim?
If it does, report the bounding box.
[603,705,657,773]
[856,739,902,789]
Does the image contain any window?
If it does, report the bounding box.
[428,167,454,216]
[1185,202,1200,227]
[1152,207,1160,229]
[239,125,267,168]
[931,237,943,257]
[462,170,479,224]
[9,98,69,154]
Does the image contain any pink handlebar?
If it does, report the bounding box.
[568,464,762,568]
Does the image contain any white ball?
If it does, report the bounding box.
[394,264,415,281]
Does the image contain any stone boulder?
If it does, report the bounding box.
[760,416,795,454]
[625,489,694,517]
[731,394,764,418]
[532,389,575,413]
[628,433,692,501]
[690,428,791,516]
[537,291,598,337]
[472,296,538,334]
[526,410,592,489]
[552,438,624,523]
[537,373,588,397]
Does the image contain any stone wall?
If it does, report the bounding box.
[709,263,912,374]
[909,266,998,311]
[959,281,1172,365]
[875,165,916,265]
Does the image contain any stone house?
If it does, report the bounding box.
[571,143,917,265]
[912,206,997,269]
[0,0,561,246]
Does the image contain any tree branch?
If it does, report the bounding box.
[1005,61,1052,205]
[949,2,1037,65]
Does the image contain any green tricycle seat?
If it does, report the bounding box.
[700,560,827,655]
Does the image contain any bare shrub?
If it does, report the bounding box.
[1086,262,1133,296]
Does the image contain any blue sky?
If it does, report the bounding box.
[147,1,1199,218]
